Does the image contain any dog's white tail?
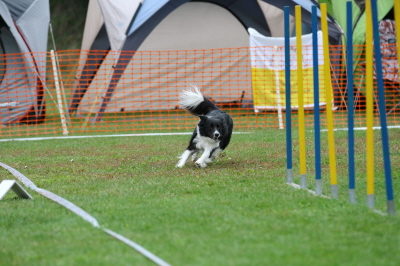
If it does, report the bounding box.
[179,85,204,110]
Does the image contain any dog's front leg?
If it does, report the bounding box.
[176,150,194,168]
[195,148,212,168]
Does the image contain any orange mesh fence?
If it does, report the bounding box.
[0,44,399,138]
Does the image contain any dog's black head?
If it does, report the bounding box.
[198,115,224,141]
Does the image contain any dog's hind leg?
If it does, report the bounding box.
[205,148,222,163]
[176,150,195,168]
[191,151,199,162]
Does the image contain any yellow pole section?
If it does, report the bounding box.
[365,0,374,196]
[395,0,400,85]
[296,6,306,176]
[320,4,337,186]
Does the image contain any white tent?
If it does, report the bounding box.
[70,0,343,121]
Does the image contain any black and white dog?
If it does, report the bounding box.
[176,86,233,168]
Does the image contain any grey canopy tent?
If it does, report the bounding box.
[0,0,49,124]
[70,0,344,121]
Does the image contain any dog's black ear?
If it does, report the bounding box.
[199,115,208,122]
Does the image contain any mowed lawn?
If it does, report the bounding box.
[1,128,400,266]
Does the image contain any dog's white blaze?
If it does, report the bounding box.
[179,85,204,109]
[194,136,219,150]
[193,126,219,148]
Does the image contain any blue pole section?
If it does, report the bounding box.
[312,6,322,195]
[370,0,395,215]
[284,6,293,184]
[346,1,356,203]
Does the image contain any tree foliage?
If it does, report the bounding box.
[49,0,89,50]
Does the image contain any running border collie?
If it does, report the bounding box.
[176,86,233,168]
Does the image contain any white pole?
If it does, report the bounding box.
[51,50,69,135]
[274,46,284,129]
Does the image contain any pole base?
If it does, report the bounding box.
[387,200,396,216]
[331,185,338,199]
[300,174,307,189]
[315,179,323,196]
[286,169,293,184]
[367,194,374,209]
[348,189,356,204]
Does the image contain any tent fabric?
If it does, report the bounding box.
[258,1,294,37]
[0,0,49,124]
[80,0,104,51]
[0,25,36,123]
[3,0,49,78]
[127,0,167,36]
[97,0,142,51]
[138,3,249,51]
[71,0,343,120]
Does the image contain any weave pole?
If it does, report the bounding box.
[284,6,293,184]
[369,0,395,215]
[295,6,307,189]
[364,0,375,209]
[346,1,357,204]
[320,3,338,198]
[311,6,322,196]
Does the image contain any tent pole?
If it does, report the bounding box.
[81,42,126,130]
[48,23,71,123]
[80,81,108,130]
[51,50,69,135]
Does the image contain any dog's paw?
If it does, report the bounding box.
[195,161,207,168]
[175,161,185,168]
[205,157,215,163]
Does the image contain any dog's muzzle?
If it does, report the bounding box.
[213,131,220,141]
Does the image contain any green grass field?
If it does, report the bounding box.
[1,129,400,265]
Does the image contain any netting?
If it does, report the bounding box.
[0,44,399,138]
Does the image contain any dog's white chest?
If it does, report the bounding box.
[193,127,219,150]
